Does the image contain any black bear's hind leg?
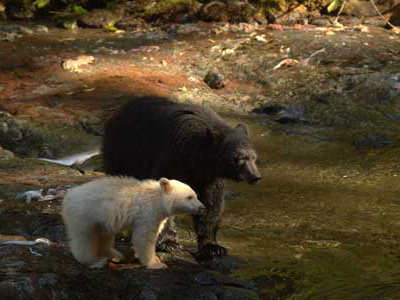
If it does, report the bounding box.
[156,218,181,253]
[193,180,227,260]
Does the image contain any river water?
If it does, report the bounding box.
[203,113,400,300]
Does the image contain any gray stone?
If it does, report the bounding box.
[274,105,307,124]
[77,8,124,28]
[140,287,157,300]
[35,25,49,33]
[204,67,225,89]
[0,146,14,160]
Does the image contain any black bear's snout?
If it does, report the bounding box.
[248,175,262,184]
[243,160,262,184]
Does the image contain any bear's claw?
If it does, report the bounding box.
[156,240,181,253]
[199,243,227,259]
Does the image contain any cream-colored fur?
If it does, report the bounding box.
[61,177,204,269]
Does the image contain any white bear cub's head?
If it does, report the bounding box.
[159,178,205,216]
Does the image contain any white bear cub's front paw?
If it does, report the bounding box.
[147,261,168,269]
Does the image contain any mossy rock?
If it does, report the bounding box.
[0,112,99,158]
[79,154,103,173]
[77,8,124,28]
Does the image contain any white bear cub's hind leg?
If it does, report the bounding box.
[69,228,107,268]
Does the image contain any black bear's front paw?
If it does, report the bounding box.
[156,240,181,253]
[199,243,227,259]
[164,227,178,241]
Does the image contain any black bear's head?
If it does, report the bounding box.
[218,124,261,184]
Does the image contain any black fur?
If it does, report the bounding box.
[102,96,261,259]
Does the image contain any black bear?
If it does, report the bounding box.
[102,96,261,259]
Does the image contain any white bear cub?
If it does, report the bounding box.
[61,177,204,269]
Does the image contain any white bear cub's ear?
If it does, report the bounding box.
[159,177,173,194]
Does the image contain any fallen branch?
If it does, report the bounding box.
[369,0,395,29]
[334,0,347,24]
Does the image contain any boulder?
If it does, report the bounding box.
[339,0,400,17]
[5,0,35,20]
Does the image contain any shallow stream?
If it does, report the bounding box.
[195,114,400,299]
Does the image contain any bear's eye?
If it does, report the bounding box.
[187,195,194,201]
[236,156,246,165]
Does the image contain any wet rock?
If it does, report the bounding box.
[388,4,400,27]
[201,1,256,23]
[309,17,331,26]
[0,112,49,157]
[253,104,307,124]
[337,16,362,25]
[5,0,35,20]
[0,24,47,36]
[204,67,225,89]
[253,9,267,24]
[226,1,256,23]
[0,31,22,41]
[363,17,388,27]
[253,272,297,300]
[59,18,78,30]
[140,287,157,300]
[79,115,103,136]
[276,5,309,25]
[228,22,261,33]
[0,24,32,34]
[199,255,242,274]
[34,24,48,33]
[274,106,307,124]
[194,271,259,300]
[77,8,124,28]
[339,0,400,17]
[354,135,395,148]
[0,146,14,160]
[141,0,202,23]
[253,103,286,115]
[170,1,203,23]
[0,241,259,300]
[252,8,276,25]
[200,1,230,23]
[115,17,148,31]
[79,154,103,173]
[224,286,260,300]
[0,112,98,158]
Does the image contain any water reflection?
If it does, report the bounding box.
[209,113,400,300]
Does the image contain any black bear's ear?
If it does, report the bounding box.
[235,124,249,136]
[159,177,173,194]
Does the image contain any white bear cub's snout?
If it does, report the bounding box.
[192,198,205,215]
